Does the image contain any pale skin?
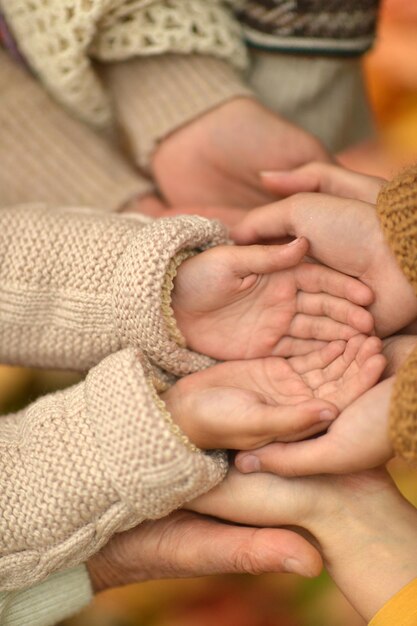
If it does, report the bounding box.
[163,335,386,450]
[231,167,417,337]
[172,238,375,360]
[187,468,417,623]
[152,97,331,209]
[235,333,417,476]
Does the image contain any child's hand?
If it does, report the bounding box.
[236,375,393,475]
[172,239,374,360]
[232,194,417,337]
[163,335,385,450]
[382,335,417,378]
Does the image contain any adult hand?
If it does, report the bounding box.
[87,510,322,592]
[163,335,385,450]
[152,98,331,209]
[235,376,394,476]
[188,468,417,622]
[232,193,417,337]
[260,162,385,204]
[173,239,374,360]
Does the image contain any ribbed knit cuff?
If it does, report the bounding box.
[376,166,417,296]
[102,54,254,172]
[113,215,229,376]
[389,346,417,462]
[0,51,152,211]
[88,349,228,519]
[0,566,92,626]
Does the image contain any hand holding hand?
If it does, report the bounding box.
[153,98,331,209]
[163,335,385,450]
[235,375,394,476]
[173,238,374,360]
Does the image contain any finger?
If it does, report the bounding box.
[288,340,346,374]
[295,263,374,306]
[235,438,345,476]
[296,292,374,334]
[317,355,387,409]
[289,314,359,342]
[243,400,338,448]
[260,162,385,203]
[231,201,295,244]
[273,337,329,357]
[231,238,309,277]
[320,335,382,384]
[176,512,323,577]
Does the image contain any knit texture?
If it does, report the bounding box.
[102,53,253,170]
[237,0,380,55]
[0,0,246,127]
[377,166,417,461]
[0,566,91,626]
[0,348,227,590]
[0,51,151,210]
[0,203,226,374]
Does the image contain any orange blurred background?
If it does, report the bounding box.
[2,1,416,625]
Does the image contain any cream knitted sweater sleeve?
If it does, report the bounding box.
[0,347,227,590]
[0,0,246,128]
[0,204,226,374]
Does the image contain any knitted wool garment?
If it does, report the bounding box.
[0,204,229,589]
[0,204,226,375]
[237,0,381,56]
[377,165,417,461]
[0,0,246,127]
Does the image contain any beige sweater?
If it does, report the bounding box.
[0,203,229,592]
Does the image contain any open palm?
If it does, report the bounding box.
[172,243,374,360]
[164,335,385,450]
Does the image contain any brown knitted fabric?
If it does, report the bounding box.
[377,166,417,461]
[0,51,152,211]
[237,0,381,56]
[0,204,226,374]
[0,348,227,591]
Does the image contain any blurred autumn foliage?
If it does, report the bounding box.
[2,1,416,625]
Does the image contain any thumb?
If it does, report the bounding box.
[183,514,323,578]
[232,238,308,276]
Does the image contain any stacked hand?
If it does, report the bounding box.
[232,164,417,337]
[173,238,374,360]
[164,335,385,450]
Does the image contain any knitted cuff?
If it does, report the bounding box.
[0,567,92,626]
[389,346,417,462]
[113,215,228,375]
[102,54,254,171]
[88,349,227,519]
[376,166,417,296]
[0,349,227,590]
[0,51,152,211]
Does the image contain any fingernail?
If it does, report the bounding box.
[284,557,313,577]
[236,454,261,473]
[319,409,336,421]
[288,237,302,246]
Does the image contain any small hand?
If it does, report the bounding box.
[173,238,374,360]
[232,193,417,337]
[87,510,323,592]
[153,98,331,209]
[163,335,385,450]
[260,161,385,204]
[236,375,393,476]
